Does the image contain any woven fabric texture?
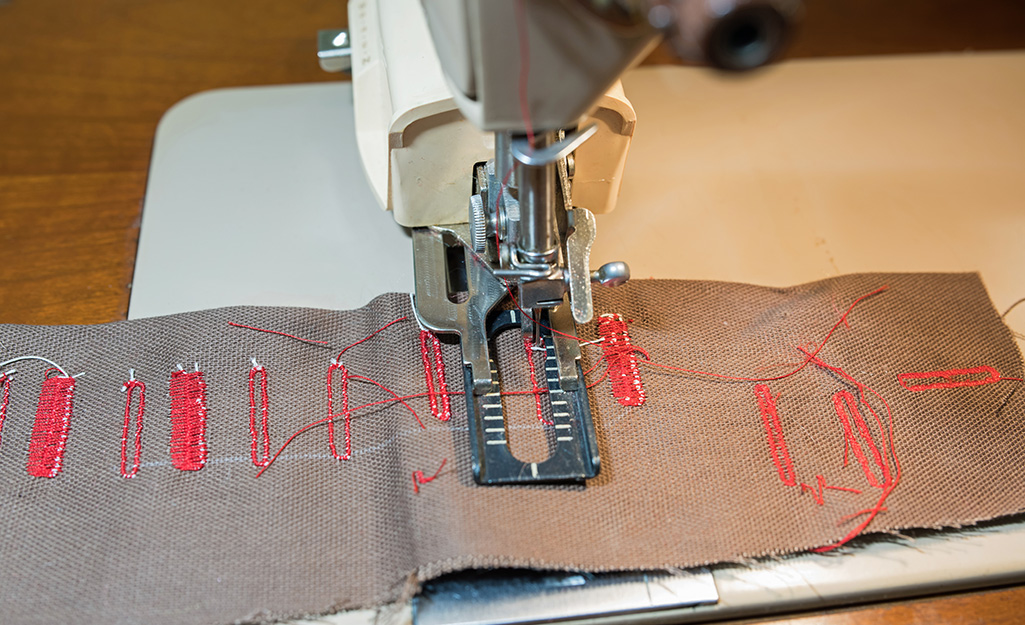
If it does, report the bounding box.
[0,273,1022,624]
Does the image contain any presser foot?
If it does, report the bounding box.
[412,226,600,485]
[466,310,600,485]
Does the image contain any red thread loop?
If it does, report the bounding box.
[0,372,11,449]
[327,361,352,461]
[598,314,646,406]
[412,458,447,494]
[120,377,146,479]
[28,372,75,478]
[523,337,553,425]
[897,366,1001,392]
[832,389,892,488]
[754,384,796,486]
[419,331,452,422]
[169,368,208,471]
[249,362,270,467]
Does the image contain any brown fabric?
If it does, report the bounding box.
[0,273,1022,624]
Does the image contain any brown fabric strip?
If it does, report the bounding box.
[0,273,1021,624]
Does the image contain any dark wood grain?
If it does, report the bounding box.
[1,0,1024,621]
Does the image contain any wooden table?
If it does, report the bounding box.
[1,0,1024,622]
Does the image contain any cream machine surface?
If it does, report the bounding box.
[341,0,800,484]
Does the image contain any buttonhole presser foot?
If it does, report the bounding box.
[411,226,600,485]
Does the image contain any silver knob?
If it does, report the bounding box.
[590,262,630,287]
[468,194,487,254]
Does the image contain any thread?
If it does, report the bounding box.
[598,314,646,406]
[120,374,145,479]
[897,366,1020,392]
[523,337,553,425]
[228,322,328,346]
[326,362,352,461]
[0,371,10,449]
[797,349,901,553]
[419,331,452,422]
[754,384,797,486]
[249,361,270,467]
[833,389,891,488]
[637,286,889,383]
[412,458,448,494]
[27,371,76,478]
[169,368,208,471]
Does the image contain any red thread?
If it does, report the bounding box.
[797,350,901,553]
[249,363,270,467]
[636,286,889,383]
[419,331,452,422]
[169,369,208,471]
[598,314,646,406]
[120,378,145,479]
[799,475,863,506]
[754,384,797,486]
[896,366,1020,391]
[326,362,352,461]
[27,372,75,478]
[228,321,328,345]
[0,372,10,449]
[335,317,408,360]
[524,337,553,425]
[833,389,891,488]
[412,458,447,494]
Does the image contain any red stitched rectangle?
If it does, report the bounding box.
[27,374,75,478]
[897,366,1001,392]
[169,370,208,471]
[753,384,796,486]
[598,314,646,406]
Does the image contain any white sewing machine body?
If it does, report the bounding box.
[130,0,1025,621]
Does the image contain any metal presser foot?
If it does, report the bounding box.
[412,227,600,485]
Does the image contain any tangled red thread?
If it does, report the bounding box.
[412,458,447,494]
[169,369,208,471]
[249,363,270,467]
[120,378,146,478]
[27,372,75,478]
[419,331,452,422]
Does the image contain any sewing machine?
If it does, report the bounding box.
[128,0,1025,622]
[332,0,800,485]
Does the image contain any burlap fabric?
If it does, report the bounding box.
[0,273,1022,624]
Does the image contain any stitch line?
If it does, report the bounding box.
[0,371,10,450]
[896,365,1016,391]
[248,361,270,467]
[27,372,75,478]
[419,331,452,422]
[326,362,352,461]
[832,389,891,488]
[753,384,797,486]
[120,376,146,478]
